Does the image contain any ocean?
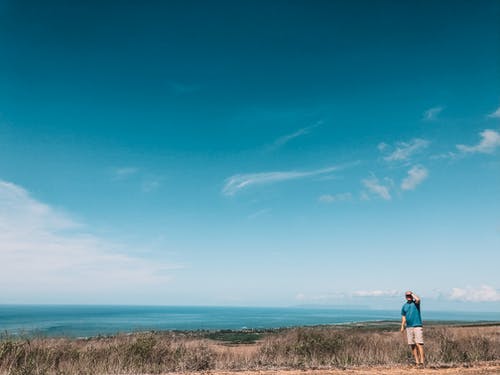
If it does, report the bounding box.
[0,305,497,338]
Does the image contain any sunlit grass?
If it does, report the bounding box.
[0,324,498,374]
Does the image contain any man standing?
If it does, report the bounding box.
[400,291,424,366]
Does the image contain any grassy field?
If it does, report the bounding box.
[0,322,498,374]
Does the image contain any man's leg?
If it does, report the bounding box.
[416,343,424,365]
[415,327,424,365]
[407,328,419,365]
[410,344,419,364]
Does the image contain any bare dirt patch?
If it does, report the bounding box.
[199,362,500,375]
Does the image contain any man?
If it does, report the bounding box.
[400,291,424,366]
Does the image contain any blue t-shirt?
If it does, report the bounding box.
[401,301,422,327]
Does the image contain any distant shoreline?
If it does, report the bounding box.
[3,319,500,340]
[2,304,498,339]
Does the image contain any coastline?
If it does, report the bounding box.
[4,319,500,340]
[2,303,499,339]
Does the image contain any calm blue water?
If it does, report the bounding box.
[0,305,497,338]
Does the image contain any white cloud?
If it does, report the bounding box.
[223,165,339,196]
[113,168,162,193]
[487,106,500,118]
[318,192,352,203]
[0,180,178,301]
[141,179,161,192]
[382,138,430,162]
[269,121,322,150]
[296,290,401,303]
[0,180,77,232]
[352,289,399,297]
[295,293,306,301]
[248,208,271,220]
[401,165,428,191]
[423,106,443,121]
[456,129,500,154]
[294,292,348,303]
[377,142,388,152]
[361,176,392,200]
[429,151,460,161]
[113,167,138,179]
[359,191,370,201]
[449,285,500,302]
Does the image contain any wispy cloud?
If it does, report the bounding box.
[423,106,443,121]
[360,191,370,201]
[295,289,400,303]
[0,180,178,301]
[142,178,161,193]
[318,192,352,203]
[456,129,500,154]
[449,285,500,302]
[223,165,340,196]
[0,180,77,231]
[113,167,139,180]
[377,142,388,152]
[352,289,399,297]
[487,106,500,118]
[248,208,271,220]
[269,121,322,150]
[401,165,428,191]
[294,292,347,303]
[382,138,430,162]
[113,167,162,193]
[361,175,392,200]
[429,151,460,161]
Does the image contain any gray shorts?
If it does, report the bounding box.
[406,326,424,345]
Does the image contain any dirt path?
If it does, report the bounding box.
[188,363,500,375]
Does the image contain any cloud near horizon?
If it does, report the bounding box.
[0,180,177,302]
[352,289,400,297]
[456,129,500,154]
[449,285,500,302]
[295,289,401,303]
[223,165,340,195]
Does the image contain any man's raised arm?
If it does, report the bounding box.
[412,292,420,304]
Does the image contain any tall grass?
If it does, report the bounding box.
[256,325,499,368]
[0,325,498,374]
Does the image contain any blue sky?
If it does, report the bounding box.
[0,0,499,310]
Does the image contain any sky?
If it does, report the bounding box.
[0,0,499,310]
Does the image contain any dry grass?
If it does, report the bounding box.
[0,324,498,374]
